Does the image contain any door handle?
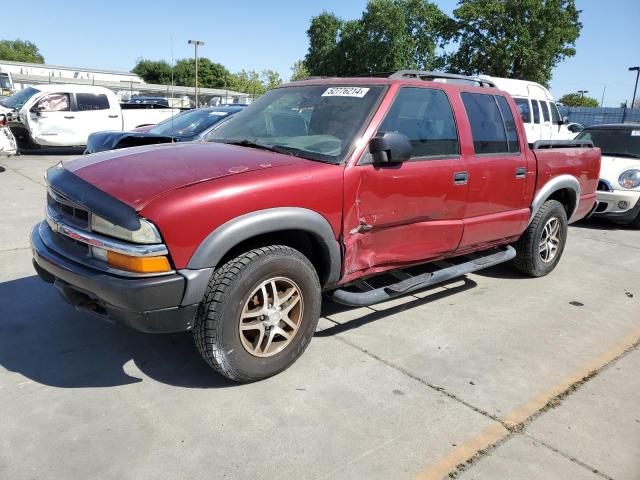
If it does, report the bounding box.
[453,171,468,185]
[515,167,527,179]
[108,115,119,118]
[63,115,75,119]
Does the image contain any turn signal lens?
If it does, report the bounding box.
[106,251,171,273]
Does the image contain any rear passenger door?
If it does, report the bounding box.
[73,93,121,144]
[342,86,467,276]
[457,93,530,249]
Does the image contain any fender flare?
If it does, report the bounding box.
[186,207,342,287]
[528,174,581,226]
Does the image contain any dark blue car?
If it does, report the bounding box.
[85,105,245,154]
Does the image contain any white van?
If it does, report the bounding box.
[480,76,575,144]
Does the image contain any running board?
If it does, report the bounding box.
[329,246,516,307]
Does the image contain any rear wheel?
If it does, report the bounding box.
[514,200,568,277]
[193,245,321,382]
[629,211,640,229]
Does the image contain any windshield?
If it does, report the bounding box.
[0,87,40,110]
[206,84,385,163]
[576,128,640,158]
[149,108,236,138]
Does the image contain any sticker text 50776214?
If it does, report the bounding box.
[322,87,370,98]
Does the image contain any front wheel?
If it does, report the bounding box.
[514,200,568,277]
[193,245,321,382]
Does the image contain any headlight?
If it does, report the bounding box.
[91,215,162,244]
[618,170,640,189]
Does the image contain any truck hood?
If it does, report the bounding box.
[65,142,296,210]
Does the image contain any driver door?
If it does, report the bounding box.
[342,86,467,278]
[28,93,82,146]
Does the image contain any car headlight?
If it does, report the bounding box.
[91,215,162,244]
[618,169,640,189]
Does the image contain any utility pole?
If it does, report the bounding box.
[188,39,205,107]
[600,86,606,107]
[577,90,588,98]
[629,67,640,108]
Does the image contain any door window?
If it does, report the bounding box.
[532,100,541,124]
[461,92,512,155]
[514,98,531,123]
[542,101,551,122]
[378,87,459,159]
[75,93,110,111]
[35,93,70,112]
[495,96,520,153]
[550,102,561,124]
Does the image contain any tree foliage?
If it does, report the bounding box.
[290,60,311,81]
[132,59,173,84]
[172,58,230,89]
[558,92,599,107]
[0,39,45,63]
[448,0,582,85]
[304,0,449,76]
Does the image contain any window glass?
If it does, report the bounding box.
[378,87,459,158]
[550,102,561,124]
[36,93,70,112]
[514,98,531,123]
[76,93,110,111]
[532,100,541,124]
[460,92,508,154]
[542,101,551,122]
[495,96,520,153]
[576,129,640,158]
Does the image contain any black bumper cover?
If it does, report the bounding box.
[31,226,197,333]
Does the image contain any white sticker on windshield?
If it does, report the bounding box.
[631,130,640,136]
[209,112,229,116]
[322,87,370,98]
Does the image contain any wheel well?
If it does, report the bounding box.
[216,230,331,286]
[547,188,577,219]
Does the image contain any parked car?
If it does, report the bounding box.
[576,124,640,227]
[0,85,178,149]
[481,76,575,144]
[127,96,170,107]
[85,106,245,154]
[31,71,600,382]
[0,114,17,156]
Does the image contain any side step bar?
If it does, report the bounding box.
[329,246,516,307]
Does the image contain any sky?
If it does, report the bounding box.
[5,0,640,107]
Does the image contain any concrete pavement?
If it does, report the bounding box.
[0,154,638,479]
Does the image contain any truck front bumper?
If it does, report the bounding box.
[593,190,640,223]
[31,223,199,333]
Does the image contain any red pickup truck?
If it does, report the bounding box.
[32,71,600,382]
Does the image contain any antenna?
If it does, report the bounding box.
[170,36,175,142]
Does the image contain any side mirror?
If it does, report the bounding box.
[559,116,569,125]
[568,123,584,134]
[370,132,411,164]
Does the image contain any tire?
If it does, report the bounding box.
[514,200,568,277]
[629,212,640,230]
[193,245,321,382]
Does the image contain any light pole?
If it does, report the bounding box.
[188,39,205,107]
[577,90,588,98]
[629,67,640,108]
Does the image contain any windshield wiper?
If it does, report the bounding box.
[217,139,294,156]
[602,152,640,159]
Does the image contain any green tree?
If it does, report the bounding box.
[304,1,449,77]
[228,69,265,97]
[558,93,599,107]
[448,0,582,85]
[262,69,282,90]
[0,39,44,63]
[172,58,231,89]
[290,60,310,81]
[132,59,173,84]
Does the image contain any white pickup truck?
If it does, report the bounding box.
[0,84,178,148]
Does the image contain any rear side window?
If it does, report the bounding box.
[542,101,551,122]
[76,93,110,111]
[461,92,509,154]
[379,87,459,159]
[495,96,520,153]
[514,98,531,123]
[532,100,541,124]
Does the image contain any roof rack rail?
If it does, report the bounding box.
[388,70,496,88]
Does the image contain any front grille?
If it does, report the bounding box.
[595,202,608,213]
[597,180,613,192]
[47,188,90,230]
